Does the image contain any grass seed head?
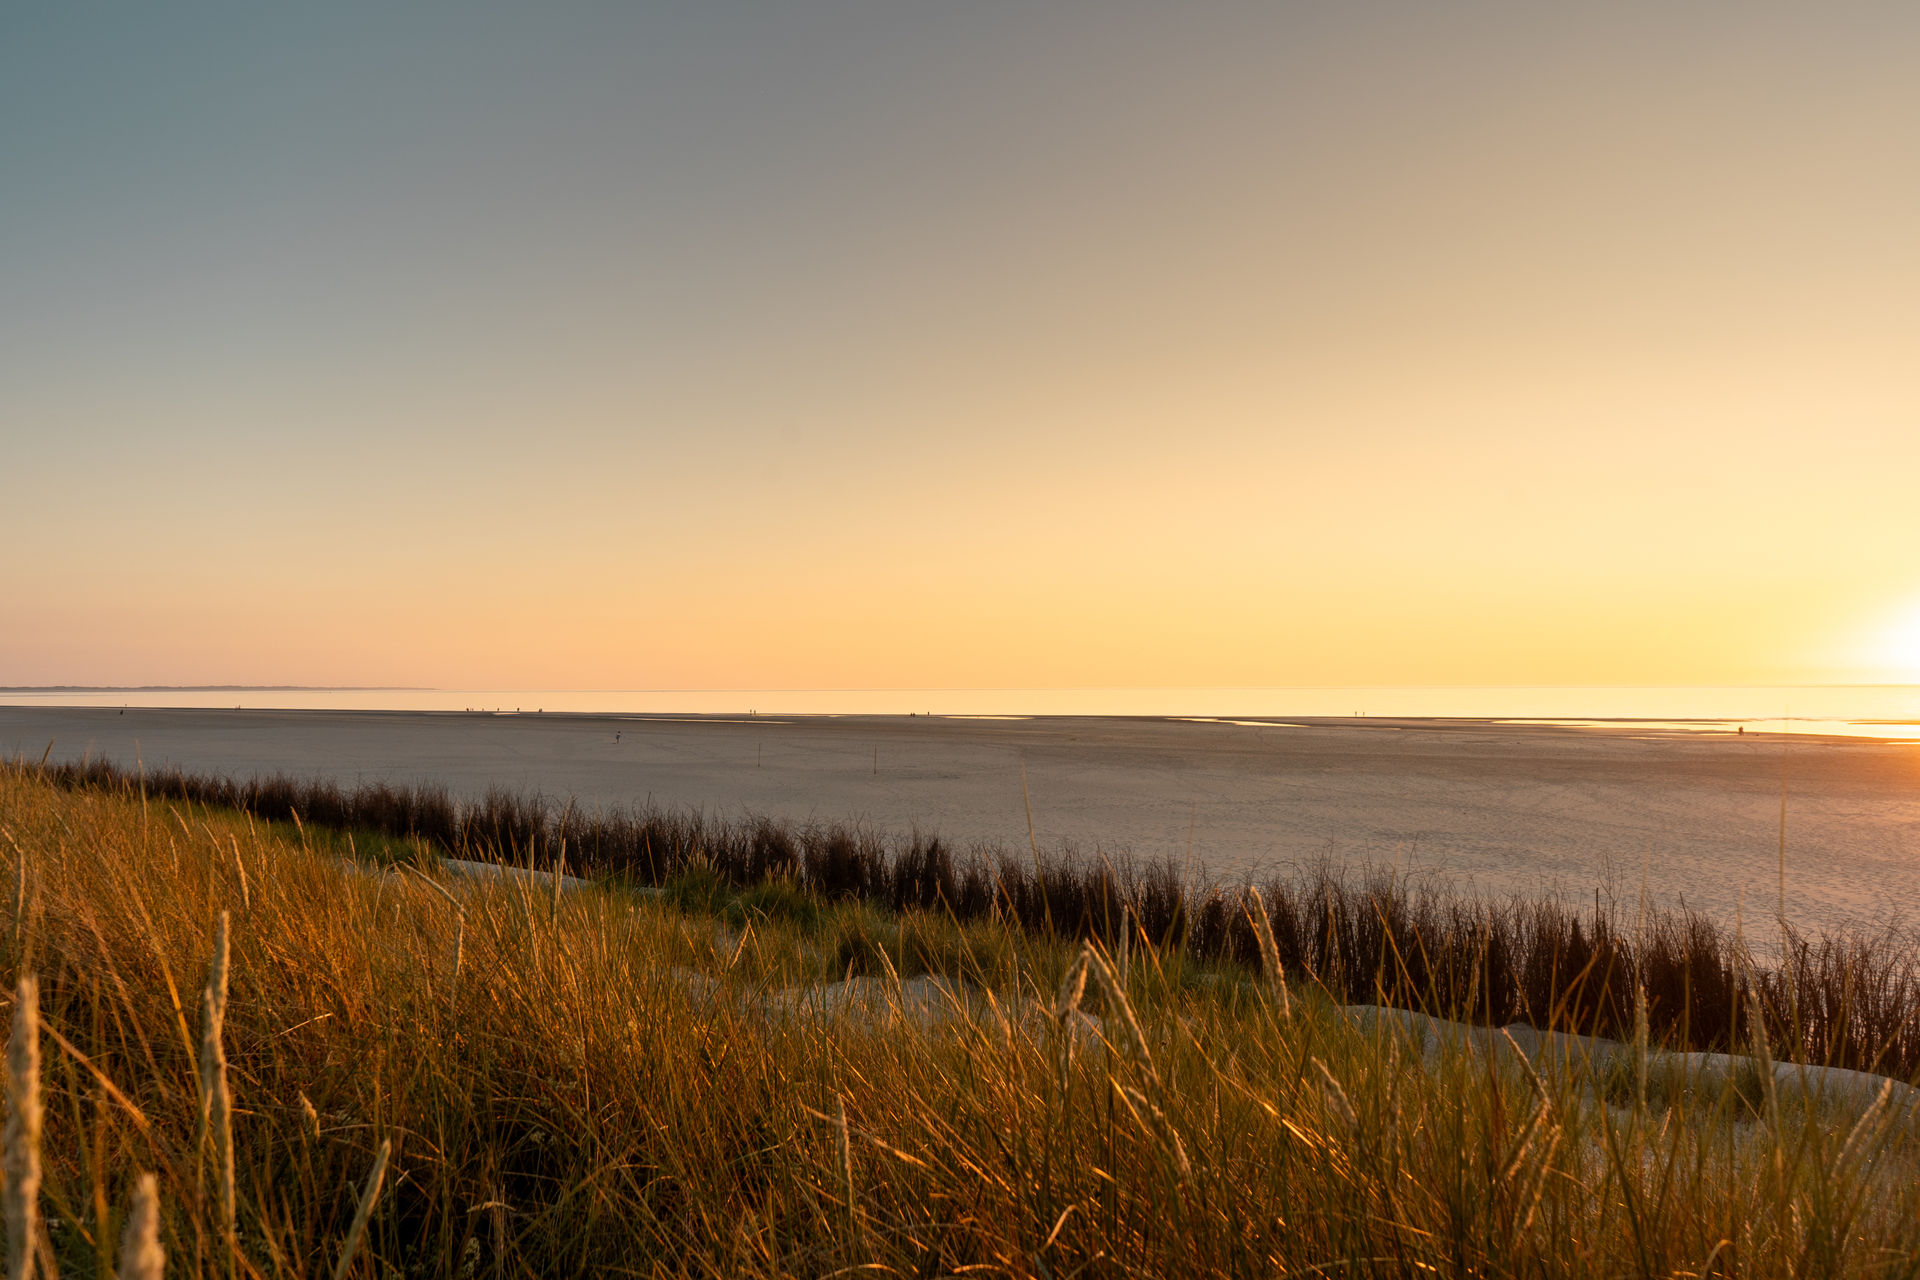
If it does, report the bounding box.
[198,912,236,1239]
[1837,1078,1897,1172]
[1053,951,1089,1020]
[4,974,41,1280]
[117,1172,166,1280]
[1086,947,1156,1080]
[1247,886,1291,1017]
[1311,1056,1358,1133]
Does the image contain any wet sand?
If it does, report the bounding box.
[5,707,1918,937]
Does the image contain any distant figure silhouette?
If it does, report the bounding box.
[615,731,622,743]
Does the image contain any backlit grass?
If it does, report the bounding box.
[4,766,1920,1276]
[28,756,1920,1074]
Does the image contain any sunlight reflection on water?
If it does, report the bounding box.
[1498,717,1920,741]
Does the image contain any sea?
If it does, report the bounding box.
[3,684,1919,738]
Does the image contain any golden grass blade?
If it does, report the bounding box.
[835,1095,856,1220]
[451,914,465,1004]
[403,866,466,1004]
[330,1138,391,1280]
[1118,1084,1193,1185]
[7,831,24,964]
[403,865,463,912]
[37,1020,151,1133]
[230,836,250,912]
[1745,985,1780,1129]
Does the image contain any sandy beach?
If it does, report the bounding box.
[5,706,1917,938]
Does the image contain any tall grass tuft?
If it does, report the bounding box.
[329,1140,389,1280]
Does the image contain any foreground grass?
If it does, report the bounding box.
[3,771,1920,1277]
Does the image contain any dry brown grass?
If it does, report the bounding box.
[3,768,1920,1277]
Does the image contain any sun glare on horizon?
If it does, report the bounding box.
[1866,599,1920,684]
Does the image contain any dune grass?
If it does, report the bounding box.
[27,756,1920,1076]
[5,766,1920,1276]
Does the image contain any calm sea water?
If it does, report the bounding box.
[4,685,1919,739]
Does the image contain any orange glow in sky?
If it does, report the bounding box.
[3,6,1918,691]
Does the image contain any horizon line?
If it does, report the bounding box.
[6,681,1918,694]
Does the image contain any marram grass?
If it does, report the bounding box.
[3,769,1920,1276]
[33,753,1920,1076]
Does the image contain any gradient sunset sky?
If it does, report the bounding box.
[5,4,1919,691]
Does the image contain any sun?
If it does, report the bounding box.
[1866,599,1920,683]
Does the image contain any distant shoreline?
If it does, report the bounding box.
[6,684,1916,736]
[0,699,1913,742]
[0,684,422,692]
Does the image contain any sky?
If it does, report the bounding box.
[4,3,1919,692]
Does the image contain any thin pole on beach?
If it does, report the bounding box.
[1779,714,1798,1049]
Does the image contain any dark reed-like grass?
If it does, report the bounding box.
[16,754,1920,1077]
